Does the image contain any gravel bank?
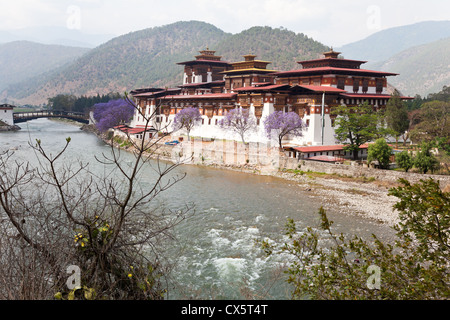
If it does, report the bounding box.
[84,128,402,227]
[275,171,401,226]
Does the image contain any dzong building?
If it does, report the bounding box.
[129,48,407,147]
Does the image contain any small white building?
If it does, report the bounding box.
[0,104,14,126]
[285,144,370,162]
[112,124,158,142]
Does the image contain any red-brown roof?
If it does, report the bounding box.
[233,84,291,92]
[133,88,181,98]
[177,59,231,66]
[293,144,369,153]
[340,93,414,100]
[297,57,368,65]
[293,85,347,93]
[114,125,156,134]
[272,67,398,77]
[234,84,346,94]
[0,104,14,110]
[178,80,225,88]
[161,93,237,100]
[306,155,347,162]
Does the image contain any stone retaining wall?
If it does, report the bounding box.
[121,135,450,190]
[280,157,450,189]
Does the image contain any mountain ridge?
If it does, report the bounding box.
[0,26,115,48]
[3,21,329,105]
[2,20,450,105]
[369,36,450,97]
[0,41,90,98]
[337,20,450,63]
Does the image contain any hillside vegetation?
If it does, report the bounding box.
[4,20,450,105]
[214,26,328,71]
[337,20,450,63]
[5,21,328,105]
[370,37,450,97]
[4,21,229,104]
[0,41,89,92]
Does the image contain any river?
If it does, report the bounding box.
[0,118,395,299]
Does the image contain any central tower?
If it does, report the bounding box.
[177,48,231,85]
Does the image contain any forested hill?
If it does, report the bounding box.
[370,37,450,97]
[214,26,328,71]
[0,41,89,93]
[337,20,450,63]
[5,21,329,105]
[4,21,229,105]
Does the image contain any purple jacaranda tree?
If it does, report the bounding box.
[219,108,256,144]
[264,111,304,148]
[93,99,135,132]
[173,107,202,140]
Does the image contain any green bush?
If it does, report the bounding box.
[395,150,413,172]
[262,178,450,300]
[367,138,393,169]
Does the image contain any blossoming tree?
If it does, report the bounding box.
[263,111,304,148]
[172,107,202,140]
[93,99,135,132]
[219,108,256,144]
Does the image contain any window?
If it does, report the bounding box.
[337,78,345,90]
[353,78,360,93]
[376,80,384,94]
[362,79,369,93]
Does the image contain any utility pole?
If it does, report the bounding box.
[321,91,325,145]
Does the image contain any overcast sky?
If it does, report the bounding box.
[0,0,448,46]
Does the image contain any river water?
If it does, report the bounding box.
[0,119,395,299]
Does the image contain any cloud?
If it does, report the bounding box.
[0,0,448,46]
[0,0,74,30]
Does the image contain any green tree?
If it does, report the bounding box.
[434,137,450,156]
[410,100,450,144]
[332,103,380,160]
[47,94,77,111]
[405,94,424,111]
[395,150,413,172]
[262,178,450,300]
[367,138,393,169]
[385,91,410,147]
[389,179,450,263]
[414,142,440,174]
[427,85,450,102]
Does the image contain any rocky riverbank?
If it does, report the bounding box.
[275,170,401,226]
[84,126,450,227]
[0,124,21,131]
